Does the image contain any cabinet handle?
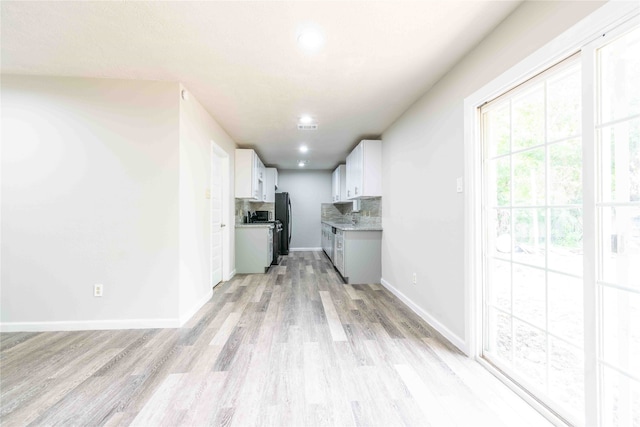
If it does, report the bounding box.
[347,190,350,197]
[355,186,358,195]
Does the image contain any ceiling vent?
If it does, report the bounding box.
[297,123,318,131]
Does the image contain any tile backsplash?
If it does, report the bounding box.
[235,199,275,223]
[321,197,381,226]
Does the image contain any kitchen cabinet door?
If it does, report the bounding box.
[257,158,267,202]
[332,165,347,202]
[235,226,273,273]
[235,149,259,200]
[265,168,278,203]
[332,169,339,202]
[346,140,381,200]
[346,150,356,199]
[341,230,381,284]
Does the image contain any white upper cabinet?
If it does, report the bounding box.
[235,149,265,200]
[346,140,382,199]
[265,168,278,203]
[332,164,347,202]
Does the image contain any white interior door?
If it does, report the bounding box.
[211,142,223,287]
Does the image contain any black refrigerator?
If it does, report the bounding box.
[275,192,291,255]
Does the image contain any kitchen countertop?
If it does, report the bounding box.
[322,220,383,231]
[236,223,274,229]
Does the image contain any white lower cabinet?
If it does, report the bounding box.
[338,230,381,283]
[235,226,273,273]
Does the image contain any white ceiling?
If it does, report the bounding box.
[1,1,520,170]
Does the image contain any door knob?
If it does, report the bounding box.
[221,224,226,228]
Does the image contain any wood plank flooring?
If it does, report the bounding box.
[1,251,550,426]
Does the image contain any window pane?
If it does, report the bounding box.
[488,208,511,259]
[485,103,511,157]
[488,157,511,207]
[513,264,545,329]
[487,258,511,312]
[599,27,640,124]
[513,208,545,267]
[513,85,545,150]
[548,273,583,347]
[548,65,582,141]
[601,364,640,427]
[601,286,640,379]
[549,139,583,205]
[485,307,512,364]
[513,147,545,206]
[514,319,547,390]
[549,208,583,276]
[482,54,584,424]
[600,119,640,203]
[600,206,640,290]
[549,338,584,421]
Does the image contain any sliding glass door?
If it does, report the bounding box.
[596,25,640,427]
[482,56,585,424]
[481,21,639,426]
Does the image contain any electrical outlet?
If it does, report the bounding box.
[412,273,417,285]
[94,284,103,297]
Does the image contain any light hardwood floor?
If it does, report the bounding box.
[1,251,550,426]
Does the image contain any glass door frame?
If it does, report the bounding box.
[463,4,640,426]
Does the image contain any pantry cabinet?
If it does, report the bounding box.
[345,140,382,200]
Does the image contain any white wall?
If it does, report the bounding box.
[1,75,181,326]
[178,85,236,321]
[380,1,604,346]
[277,170,332,249]
[1,76,238,330]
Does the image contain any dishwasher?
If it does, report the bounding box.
[334,229,344,276]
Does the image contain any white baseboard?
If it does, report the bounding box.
[380,277,468,354]
[179,289,213,326]
[224,269,236,282]
[0,317,180,333]
[289,247,322,251]
[1,288,216,332]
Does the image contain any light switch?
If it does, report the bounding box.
[456,177,463,193]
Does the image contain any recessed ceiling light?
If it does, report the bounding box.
[297,28,324,52]
[298,161,306,167]
[299,115,313,124]
[299,145,308,153]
